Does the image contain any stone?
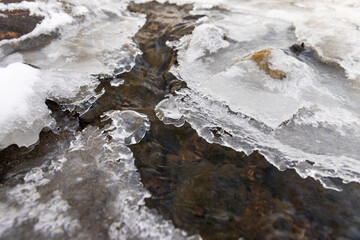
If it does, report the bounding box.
[290,42,305,54]
[250,48,286,80]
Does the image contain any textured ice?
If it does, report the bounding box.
[181,24,229,62]
[110,78,125,87]
[164,0,360,80]
[0,166,80,238]
[0,63,53,149]
[0,0,145,149]
[156,89,360,191]
[0,110,199,239]
[103,110,151,145]
[263,0,360,81]
[158,2,360,190]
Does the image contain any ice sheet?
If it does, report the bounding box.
[0,110,199,239]
[0,0,145,149]
[158,1,360,189]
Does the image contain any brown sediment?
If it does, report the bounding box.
[1,2,360,240]
[250,48,286,80]
[0,8,43,41]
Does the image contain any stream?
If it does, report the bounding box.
[1,0,360,239]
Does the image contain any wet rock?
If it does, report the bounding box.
[147,21,162,32]
[250,48,286,80]
[193,205,205,218]
[169,79,184,93]
[0,9,43,40]
[80,2,199,126]
[168,35,179,42]
[290,42,305,54]
[118,4,360,239]
[133,125,360,240]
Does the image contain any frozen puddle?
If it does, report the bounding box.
[0,110,197,239]
[156,0,360,190]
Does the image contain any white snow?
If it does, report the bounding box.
[0,110,199,239]
[0,63,52,149]
[0,0,146,149]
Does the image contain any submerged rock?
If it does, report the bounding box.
[290,42,305,54]
[249,48,286,80]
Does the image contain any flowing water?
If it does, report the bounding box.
[1,0,360,239]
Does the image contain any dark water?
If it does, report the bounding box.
[1,2,360,239]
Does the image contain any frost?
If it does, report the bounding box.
[0,110,198,239]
